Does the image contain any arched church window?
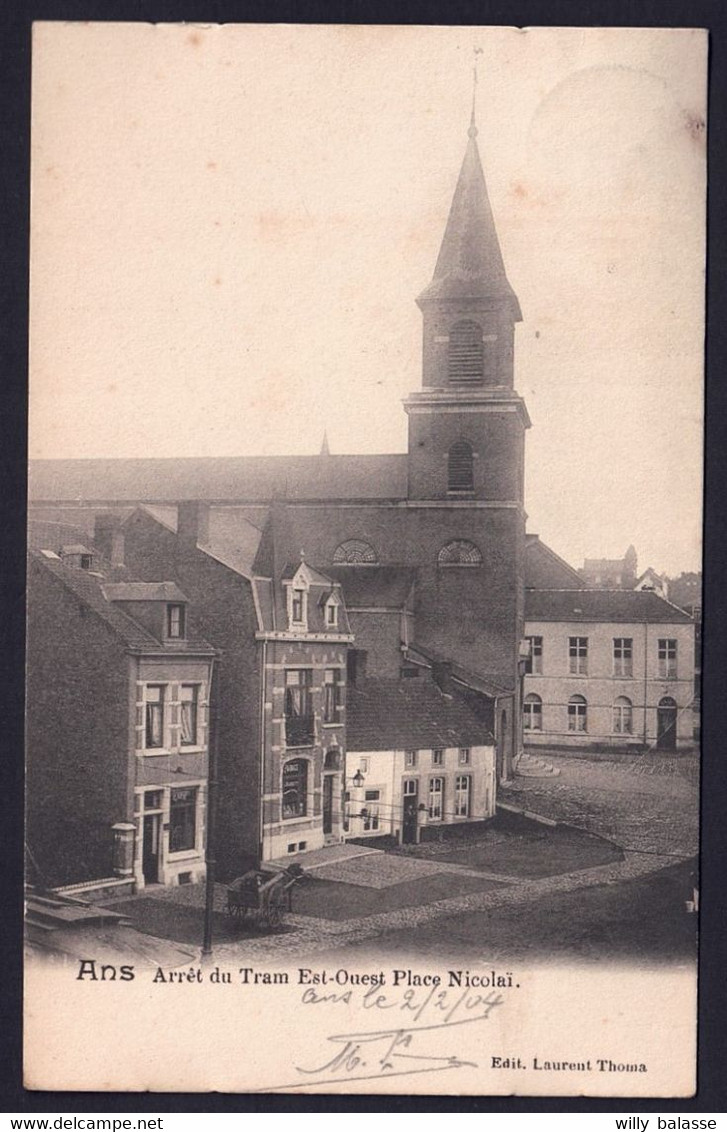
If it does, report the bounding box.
[448,320,484,383]
[438,540,483,567]
[332,539,378,565]
[448,440,474,492]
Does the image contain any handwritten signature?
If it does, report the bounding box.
[261,987,503,1089]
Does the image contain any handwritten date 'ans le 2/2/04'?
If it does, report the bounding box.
[290,976,507,1089]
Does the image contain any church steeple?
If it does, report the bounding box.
[404,105,529,503]
[417,114,521,320]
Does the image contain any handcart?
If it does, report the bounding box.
[226,866,303,929]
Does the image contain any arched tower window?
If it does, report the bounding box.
[448,440,474,492]
[332,539,378,565]
[438,540,483,567]
[448,320,483,384]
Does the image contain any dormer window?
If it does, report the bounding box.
[167,603,186,639]
[325,602,338,628]
[80,554,93,571]
[291,589,306,624]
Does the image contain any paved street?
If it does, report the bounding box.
[103,749,699,967]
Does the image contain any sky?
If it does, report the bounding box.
[29,24,706,577]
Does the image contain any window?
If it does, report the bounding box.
[145,685,165,749]
[285,670,314,746]
[282,758,308,819]
[524,636,543,675]
[144,790,163,810]
[291,589,305,624]
[454,775,471,818]
[323,668,343,723]
[169,787,197,852]
[658,638,677,679]
[458,747,471,765]
[325,599,339,629]
[403,779,418,796]
[448,320,483,384]
[80,554,93,570]
[180,685,199,746]
[568,695,587,732]
[167,604,185,639]
[428,777,444,821]
[448,441,474,492]
[432,748,444,767]
[363,789,380,831]
[332,539,378,565]
[438,540,483,567]
[405,750,418,768]
[569,636,588,675]
[523,693,543,731]
[613,638,633,677]
[613,696,633,734]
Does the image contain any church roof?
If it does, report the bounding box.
[417,119,521,317]
[28,454,409,504]
[347,676,493,752]
[326,565,417,609]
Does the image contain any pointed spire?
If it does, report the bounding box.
[320,429,330,457]
[417,102,521,320]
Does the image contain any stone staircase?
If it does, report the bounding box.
[515,751,561,778]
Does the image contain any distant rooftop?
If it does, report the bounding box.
[525,589,693,624]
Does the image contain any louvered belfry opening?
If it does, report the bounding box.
[448,319,484,383]
[448,441,474,492]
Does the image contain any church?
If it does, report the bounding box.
[28,108,538,877]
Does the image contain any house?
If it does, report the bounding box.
[580,546,638,589]
[522,589,695,751]
[26,541,216,893]
[345,672,496,845]
[634,567,668,598]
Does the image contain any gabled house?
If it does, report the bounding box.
[26,544,216,893]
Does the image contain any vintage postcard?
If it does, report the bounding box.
[24,23,705,1096]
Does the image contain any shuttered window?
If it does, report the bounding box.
[448,441,474,492]
[448,320,483,383]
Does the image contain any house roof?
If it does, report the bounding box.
[524,534,584,589]
[525,589,693,624]
[347,676,494,752]
[29,550,214,653]
[326,565,417,608]
[28,454,409,503]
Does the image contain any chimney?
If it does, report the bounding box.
[177,501,210,548]
[94,512,125,567]
[432,659,453,696]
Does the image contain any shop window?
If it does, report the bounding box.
[170,787,197,852]
[282,758,309,819]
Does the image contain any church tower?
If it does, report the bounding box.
[404,110,530,500]
[402,106,530,775]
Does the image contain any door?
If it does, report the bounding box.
[657,697,678,750]
[142,813,161,884]
[322,775,334,836]
[402,780,419,844]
